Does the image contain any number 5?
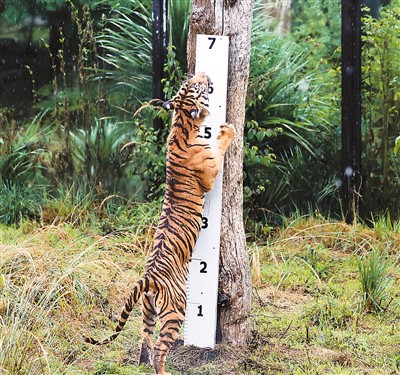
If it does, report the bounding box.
[204,127,211,139]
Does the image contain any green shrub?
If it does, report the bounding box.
[362,3,400,217]
[0,181,48,225]
[244,26,341,219]
[291,0,341,71]
[0,111,51,186]
[69,118,139,196]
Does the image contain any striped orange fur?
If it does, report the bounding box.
[84,72,235,375]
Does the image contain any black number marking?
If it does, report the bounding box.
[201,217,209,229]
[208,37,216,49]
[204,127,212,139]
[197,305,204,317]
[208,85,214,94]
[200,261,208,273]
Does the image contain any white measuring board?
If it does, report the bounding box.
[184,34,229,348]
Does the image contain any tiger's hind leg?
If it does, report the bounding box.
[139,293,157,366]
[153,315,184,375]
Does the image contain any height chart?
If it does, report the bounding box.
[184,35,229,348]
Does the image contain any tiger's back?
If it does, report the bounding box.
[84,72,235,375]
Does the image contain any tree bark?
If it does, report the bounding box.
[187,0,254,345]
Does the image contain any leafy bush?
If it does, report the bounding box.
[244,25,341,219]
[0,111,51,224]
[96,0,153,104]
[291,0,341,72]
[69,118,139,196]
[96,0,191,105]
[0,181,47,225]
[0,111,51,186]
[89,0,188,201]
[362,2,400,217]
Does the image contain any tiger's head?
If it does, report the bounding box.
[163,72,213,120]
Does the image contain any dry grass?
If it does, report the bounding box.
[1,214,399,374]
[0,223,147,374]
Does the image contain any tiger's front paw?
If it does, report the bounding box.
[217,123,235,142]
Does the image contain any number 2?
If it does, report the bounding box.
[200,261,207,273]
[208,37,216,49]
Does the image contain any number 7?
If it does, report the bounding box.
[208,37,216,49]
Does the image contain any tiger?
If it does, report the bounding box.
[84,72,235,375]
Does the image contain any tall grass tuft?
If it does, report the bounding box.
[0,181,47,224]
[0,225,136,374]
[357,246,393,313]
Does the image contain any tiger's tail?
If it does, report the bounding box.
[84,277,146,345]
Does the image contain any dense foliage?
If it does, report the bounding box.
[361,3,400,218]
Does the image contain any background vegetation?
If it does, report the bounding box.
[1,0,399,223]
[1,0,400,374]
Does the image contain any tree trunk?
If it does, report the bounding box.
[187,0,254,345]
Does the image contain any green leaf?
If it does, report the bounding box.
[395,136,400,155]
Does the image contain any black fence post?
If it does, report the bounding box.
[341,0,362,224]
[152,0,168,132]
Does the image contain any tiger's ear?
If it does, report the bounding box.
[163,101,174,110]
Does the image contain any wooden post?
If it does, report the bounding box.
[187,0,254,345]
[341,0,362,224]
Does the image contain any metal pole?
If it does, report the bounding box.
[152,0,168,131]
[341,0,362,224]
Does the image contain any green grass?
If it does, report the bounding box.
[1,211,400,374]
